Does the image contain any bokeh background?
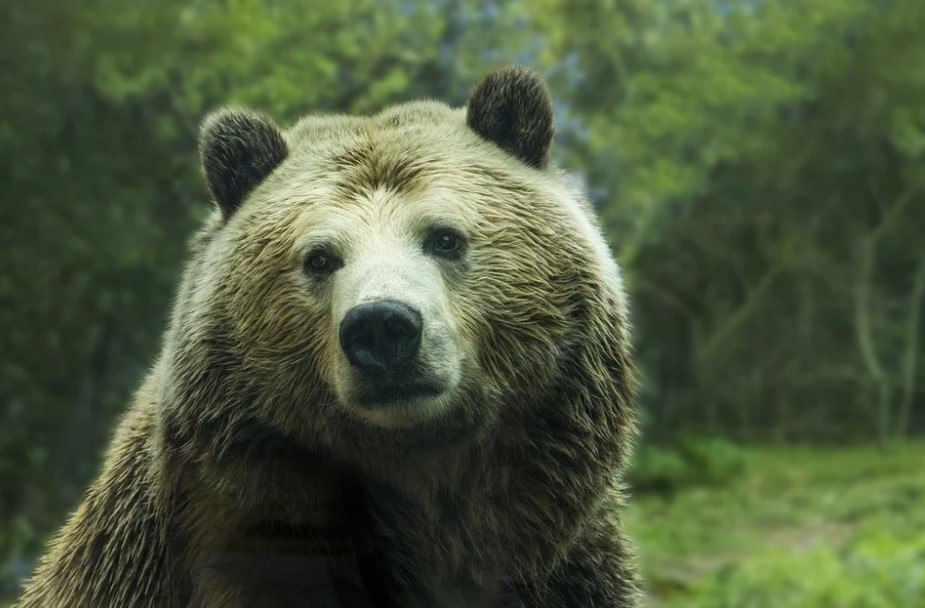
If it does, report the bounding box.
[2,0,924,605]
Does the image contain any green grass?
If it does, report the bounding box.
[626,442,925,607]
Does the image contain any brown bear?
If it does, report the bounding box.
[16,66,639,607]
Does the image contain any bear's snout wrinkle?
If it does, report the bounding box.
[339,299,423,374]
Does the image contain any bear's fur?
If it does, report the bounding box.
[16,66,639,607]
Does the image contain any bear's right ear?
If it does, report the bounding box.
[199,109,288,220]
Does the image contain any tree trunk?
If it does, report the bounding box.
[854,237,891,446]
[898,257,925,437]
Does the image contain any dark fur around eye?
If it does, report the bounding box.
[425,228,466,260]
[304,247,343,276]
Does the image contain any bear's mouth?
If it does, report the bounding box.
[355,381,444,408]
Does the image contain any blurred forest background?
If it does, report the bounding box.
[2,0,924,605]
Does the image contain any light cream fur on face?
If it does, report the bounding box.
[304,187,466,428]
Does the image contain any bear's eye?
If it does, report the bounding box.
[304,248,343,276]
[426,228,466,259]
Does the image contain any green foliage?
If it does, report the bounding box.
[629,437,748,493]
[673,531,925,608]
[535,0,925,443]
[628,443,925,606]
[628,445,689,493]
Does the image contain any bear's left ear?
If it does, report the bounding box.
[199,108,289,220]
[466,66,554,169]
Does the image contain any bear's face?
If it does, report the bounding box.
[191,68,614,455]
[256,154,477,431]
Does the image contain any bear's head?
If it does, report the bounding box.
[162,67,630,470]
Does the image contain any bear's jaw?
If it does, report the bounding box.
[332,356,467,429]
[320,383,497,468]
[345,380,451,427]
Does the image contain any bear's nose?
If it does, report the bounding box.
[339,300,422,373]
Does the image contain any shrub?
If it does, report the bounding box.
[629,436,748,493]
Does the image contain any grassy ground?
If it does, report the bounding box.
[626,442,925,607]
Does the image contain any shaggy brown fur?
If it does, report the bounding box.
[17,67,639,607]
